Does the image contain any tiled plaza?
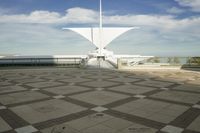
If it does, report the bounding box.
[0,68,200,133]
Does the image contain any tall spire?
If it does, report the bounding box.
[99,0,103,55]
[99,0,103,29]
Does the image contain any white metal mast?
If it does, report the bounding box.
[99,0,103,56]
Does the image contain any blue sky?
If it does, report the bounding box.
[0,0,200,56]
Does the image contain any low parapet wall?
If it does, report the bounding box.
[0,57,86,68]
[117,57,200,71]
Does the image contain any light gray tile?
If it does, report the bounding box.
[0,81,12,86]
[113,99,188,123]
[0,91,49,105]
[135,80,174,88]
[15,125,38,133]
[120,123,157,133]
[133,94,146,99]
[151,90,200,104]
[14,78,45,84]
[70,91,129,105]
[192,104,200,109]
[109,84,156,94]
[67,113,113,130]
[26,81,64,88]
[187,115,200,132]
[173,84,200,93]
[147,113,175,124]
[11,99,87,124]
[41,125,80,133]
[102,118,132,130]
[161,125,183,133]
[0,85,27,94]
[95,88,105,91]
[53,95,65,99]
[44,85,90,95]
[81,124,117,133]
[30,88,40,91]
[0,106,7,110]
[91,106,108,112]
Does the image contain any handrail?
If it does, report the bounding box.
[0,57,85,67]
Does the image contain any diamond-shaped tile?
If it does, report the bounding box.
[0,106,7,110]
[91,106,108,112]
[133,95,146,99]
[0,91,49,105]
[95,88,105,91]
[30,88,40,91]
[0,86,27,94]
[151,90,200,104]
[187,115,200,132]
[69,91,129,105]
[136,80,174,88]
[192,104,200,109]
[53,95,65,99]
[109,84,156,95]
[161,125,183,133]
[15,125,38,133]
[44,85,90,95]
[11,99,87,124]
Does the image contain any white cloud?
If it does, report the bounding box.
[63,7,98,23]
[0,7,98,24]
[0,7,199,33]
[0,7,199,36]
[166,7,185,14]
[175,0,200,12]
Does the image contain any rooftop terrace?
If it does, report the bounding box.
[0,67,200,133]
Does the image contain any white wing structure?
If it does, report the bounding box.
[63,27,138,50]
[63,0,140,58]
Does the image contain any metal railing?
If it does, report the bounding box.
[0,57,86,67]
[118,57,200,68]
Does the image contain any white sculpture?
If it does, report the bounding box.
[63,0,139,58]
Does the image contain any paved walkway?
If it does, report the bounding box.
[0,68,200,133]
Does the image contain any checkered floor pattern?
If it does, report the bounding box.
[0,68,200,133]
